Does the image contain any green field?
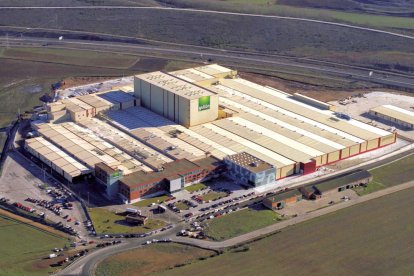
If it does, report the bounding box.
[354,154,414,195]
[0,214,69,276]
[95,243,214,276]
[171,0,414,31]
[203,208,283,241]
[174,202,189,211]
[88,207,166,234]
[158,187,414,275]
[201,191,227,202]
[1,9,413,74]
[133,195,171,207]
[184,183,207,193]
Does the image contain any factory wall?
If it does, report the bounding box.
[279,164,295,179]
[188,95,219,127]
[369,111,414,129]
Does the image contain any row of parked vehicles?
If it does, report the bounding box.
[143,238,172,245]
[50,249,89,267]
[26,197,66,216]
[96,240,122,248]
[0,197,10,203]
[13,202,35,213]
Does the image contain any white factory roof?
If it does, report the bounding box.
[170,68,214,83]
[223,78,391,140]
[198,123,295,167]
[371,105,414,125]
[26,137,90,178]
[35,123,143,174]
[213,86,364,146]
[135,71,215,100]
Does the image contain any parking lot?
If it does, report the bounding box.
[0,151,90,239]
[159,178,261,221]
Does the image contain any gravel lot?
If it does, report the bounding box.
[0,151,90,240]
[330,91,414,139]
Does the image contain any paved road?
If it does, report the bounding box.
[56,222,187,276]
[0,121,18,172]
[0,6,412,40]
[1,36,413,90]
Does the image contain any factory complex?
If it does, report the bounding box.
[25,64,396,203]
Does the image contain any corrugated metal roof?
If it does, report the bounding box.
[221,78,390,140]
[26,137,90,178]
[193,123,295,167]
[214,84,366,143]
[170,68,214,83]
[212,118,315,163]
[370,105,414,125]
[135,71,214,100]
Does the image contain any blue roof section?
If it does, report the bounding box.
[98,90,135,104]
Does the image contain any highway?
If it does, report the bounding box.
[1,36,413,91]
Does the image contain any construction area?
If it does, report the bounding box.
[24,64,399,204]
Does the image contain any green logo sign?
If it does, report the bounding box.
[198,96,210,111]
[112,171,120,178]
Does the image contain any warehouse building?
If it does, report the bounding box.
[47,90,138,123]
[370,105,414,129]
[224,152,276,187]
[311,170,373,198]
[134,71,219,127]
[33,122,147,173]
[25,137,91,182]
[263,189,303,210]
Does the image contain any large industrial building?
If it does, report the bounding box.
[25,64,397,203]
[134,71,219,127]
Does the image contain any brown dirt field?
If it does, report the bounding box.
[0,208,69,239]
[60,76,120,90]
[240,71,412,102]
[129,57,168,72]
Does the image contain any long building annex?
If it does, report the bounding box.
[25,64,397,203]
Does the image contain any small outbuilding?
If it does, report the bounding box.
[312,170,372,197]
[125,214,148,225]
[263,189,303,210]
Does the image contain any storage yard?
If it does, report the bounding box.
[331,91,414,139]
[24,64,400,204]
